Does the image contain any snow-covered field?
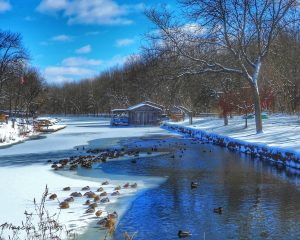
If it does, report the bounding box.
[174,114,300,152]
[0,117,170,239]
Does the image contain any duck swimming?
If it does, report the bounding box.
[213,207,223,214]
[191,182,198,189]
[178,230,192,238]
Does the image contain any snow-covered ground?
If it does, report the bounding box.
[173,114,300,152]
[0,117,170,239]
[0,121,36,147]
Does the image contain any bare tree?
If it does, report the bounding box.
[145,0,299,133]
[0,30,28,98]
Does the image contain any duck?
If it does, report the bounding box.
[62,186,71,191]
[114,186,121,190]
[130,183,138,188]
[94,195,100,202]
[123,183,130,188]
[102,181,109,185]
[100,197,110,203]
[111,191,120,196]
[85,207,95,214]
[95,210,103,217]
[96,187,104,192]
[64,197,74,202]
[69,164,78,170]
[89,202,98,209]
[191,182,198,189]
[83,200,91,205]
[70,192,82,197]
[108,211,118,219]
[178,230,192,238]
[81,186,90,191]
[85,192,97,198]
[100,191,107,197]
[213,207,223,214]
[59,201,70,209]
[97,217,108,226]
[49,193,57,200]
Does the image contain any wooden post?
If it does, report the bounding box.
[189,111,193,125]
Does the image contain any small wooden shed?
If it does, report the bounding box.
[127,102,163,126]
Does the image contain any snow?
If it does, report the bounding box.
[0,117,170,238]
[127,102,162,111]
[0,121,37,147]
[39,124,67,132]
[0,117,168,156]
[170,114,300,151]
[0,164,164,238]
[163,114,300,169]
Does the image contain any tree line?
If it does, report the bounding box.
[43,0,300,133]
[1,0,299,133]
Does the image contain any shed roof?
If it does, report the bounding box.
[128,103,163,111]
[111,109,128,112]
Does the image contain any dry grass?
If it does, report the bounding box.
[0,185,76,240]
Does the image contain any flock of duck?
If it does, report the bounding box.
[48,139,223,238]
[48,181,138,230]
[49,147,144,171]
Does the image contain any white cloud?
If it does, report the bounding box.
[75,44,91,54]
[51,34,72,42]
[106,54,140,68]
[44,56,102,83]
[116,38,135,47]
[180,23,205,35]
[62,57,102,66]
[0,0,11,13]
[37,0,143,25]
[37,0,67,12]
[45,66,94,76]
[48,75,74,84]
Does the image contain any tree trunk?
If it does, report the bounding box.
[252,85,263,133]
[223,113,228,126]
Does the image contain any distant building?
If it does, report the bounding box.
[111,102,164,126]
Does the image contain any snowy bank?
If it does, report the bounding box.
[162,115,300,170]
[0,121,37,147]
[0,163,165,239]
[0,117,171,239]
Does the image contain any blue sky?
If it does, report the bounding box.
[0,0,176,84]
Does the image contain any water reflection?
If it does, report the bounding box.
[96,138,300,240]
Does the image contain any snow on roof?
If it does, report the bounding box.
[143,101,165,109]
[128,103,163,111]
[111,109,128,112]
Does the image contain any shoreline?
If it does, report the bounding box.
[162,122,300,172]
